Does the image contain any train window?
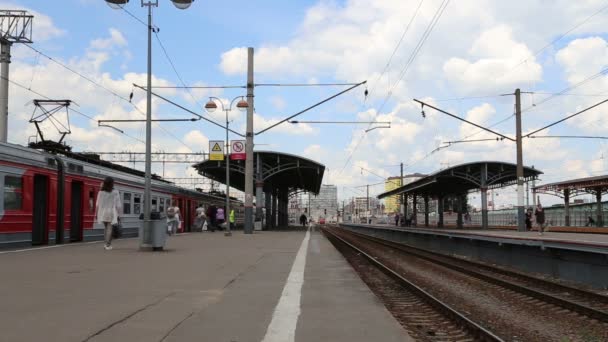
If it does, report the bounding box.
[4,175,22,210]
[152,197,158,211]
[159,198,165,213]
[133,194,141,215]
[123,193,132,215]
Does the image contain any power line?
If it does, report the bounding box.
[525,97,608,137]
[371,0,425,91]
[255,83,361,87]
[494,0,608,83]
[529,135,608,140]
[4,75,145,144]
[21,44,192,150]
[339,0,450,175]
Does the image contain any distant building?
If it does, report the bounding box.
[384,173,426,213]
[309,185,338,222]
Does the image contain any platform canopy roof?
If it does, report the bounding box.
[533,174,608,198]
[193,151,325,195]
[378,161,542,199]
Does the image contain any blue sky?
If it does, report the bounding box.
[6,0,608,207]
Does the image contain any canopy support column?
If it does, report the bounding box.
[564,188,570,227]
[403,193,408,226]
[437,196,444,228]
[412,194,418,227]
[264,187,272,230]
[424,195,429,227]
[596,189,603,227]
[457,195,464,229]
[480,163,488,229]
[271,188,277,229]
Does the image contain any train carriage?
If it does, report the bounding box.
[0,142,241,248]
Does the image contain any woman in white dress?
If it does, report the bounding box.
[95,177,122,250]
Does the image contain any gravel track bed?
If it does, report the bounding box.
[325,232,480,341]
[331,228,608,342]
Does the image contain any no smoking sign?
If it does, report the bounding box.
[230,140,246,160]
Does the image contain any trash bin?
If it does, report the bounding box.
[139,211,167,251]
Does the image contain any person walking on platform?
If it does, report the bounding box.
[95,176,122,251]
[166,201,181,235]
[229,208,235,230]
[535,200,547,236]
[216,206,225,230]
[299,213,307,227]
[194,204,205,232]
[394,213,400,226]
[525,207,533,231]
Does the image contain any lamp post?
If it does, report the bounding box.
[105,0,194,248]
[205,96,248,236]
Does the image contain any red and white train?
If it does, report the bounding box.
[0,142,241,248]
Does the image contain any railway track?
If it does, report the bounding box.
[322,227,503,342]
[339,227,608,324]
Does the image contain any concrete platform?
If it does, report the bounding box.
[0,229,411,341]
[342,223,608,289]
[358,223,608,254]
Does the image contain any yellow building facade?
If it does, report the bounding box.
[384,176,402,213]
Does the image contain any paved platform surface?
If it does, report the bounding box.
[349,223,608,253]
[0,229,411,342]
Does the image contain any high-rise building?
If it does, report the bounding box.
[309,184,338,222]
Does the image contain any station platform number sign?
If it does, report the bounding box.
[209,140,224,161]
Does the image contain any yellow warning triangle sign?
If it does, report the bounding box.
[211,143,222,152]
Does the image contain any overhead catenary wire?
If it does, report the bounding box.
[20,44,192,150]
[493,0,608,83]
[529,135,608,140]
[4,75,145,144]
[370,0,425,91]
[525,97,608,137]
[339,0,450,176]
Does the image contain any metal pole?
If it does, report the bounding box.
[244,47,254,234]
[225,109,231,236]
[142,4,153,247]
[515,88,525,231]
[0,41,11,142]
[400,162,404,216]
[366,184,369,223]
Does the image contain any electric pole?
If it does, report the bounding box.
[366,184,370,223]
[400,162,404,216]
[244,47,254,233]
[515,88,525,231]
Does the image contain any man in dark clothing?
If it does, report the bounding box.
[299,214,307,227]
[206,205,217,232]
[525,208,533,231]
[534,202,547,236]
[394,213,400,226]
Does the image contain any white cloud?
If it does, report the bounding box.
[556,36,608,83]
[0,3,65,41]
[90,28,127,50]
[443,25,542,93]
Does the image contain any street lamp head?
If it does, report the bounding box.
[204,99,218,113]
[105,0,129,9]
[171,0,194,10]
[236,98,249,112]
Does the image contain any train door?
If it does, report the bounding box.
[32,175,49,245]
[186,200,192,232]
[70,181,84,242]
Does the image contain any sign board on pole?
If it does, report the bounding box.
[230,140,246,160]
[209,140,224,161]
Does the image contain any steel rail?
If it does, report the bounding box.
[322,227,504,342]
[342,228,608,323]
